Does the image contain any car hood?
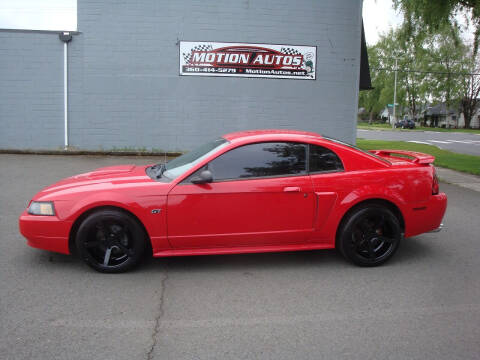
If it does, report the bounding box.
[73,164,138,178]
[32,164,168,200]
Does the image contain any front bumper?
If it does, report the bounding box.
[19,211,72,254]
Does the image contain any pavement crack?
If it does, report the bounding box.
[146,262,169,360]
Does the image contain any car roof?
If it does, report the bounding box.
[222,129,324,142]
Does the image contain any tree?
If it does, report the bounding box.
[395,20,431,121]
[360,20,474,127]
[362,25,426,122]
[460,54,480,128]
[393,0,480,55]
[358,46,386,122]
[425,24,470,108]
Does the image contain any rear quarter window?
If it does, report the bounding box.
[309,144,344,173]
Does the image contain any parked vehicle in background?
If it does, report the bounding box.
[395,119,416,129]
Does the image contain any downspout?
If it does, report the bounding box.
[59,32,72,149]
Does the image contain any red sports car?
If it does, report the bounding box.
[19,130,447,273]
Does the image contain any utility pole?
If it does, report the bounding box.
[59,32,72,149]
[392,57,398,129]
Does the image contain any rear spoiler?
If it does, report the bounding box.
[369,149,435,164]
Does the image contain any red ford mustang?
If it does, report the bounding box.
[19,130,447,273]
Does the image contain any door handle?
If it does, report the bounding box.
[283,186,301,192]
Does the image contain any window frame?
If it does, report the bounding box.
[181,141,344,184]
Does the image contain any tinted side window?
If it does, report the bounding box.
[309,145,343,172]
[210,142,307,180]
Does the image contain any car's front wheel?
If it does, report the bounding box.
[337,204,401,266]
[75,209,146,273]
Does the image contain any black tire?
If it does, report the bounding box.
[75,209,146,273]
[337,204,401,266]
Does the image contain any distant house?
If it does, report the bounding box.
[423,103,458,128]
[410,104,428,123]
[380,106,396,124]
[380,105,406,124]
[379,107,392,123]
[458,107,480,128]
[423,102,480,128]
[357,107,367,120]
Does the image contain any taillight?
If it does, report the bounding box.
[432,168,439,195]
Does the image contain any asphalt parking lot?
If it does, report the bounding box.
[1,154,480,360]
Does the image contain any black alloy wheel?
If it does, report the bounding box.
[76,209,146,273]
[338,204,401,266]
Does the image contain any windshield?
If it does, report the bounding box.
[162,137,229,179]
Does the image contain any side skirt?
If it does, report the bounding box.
[153,243,334,257]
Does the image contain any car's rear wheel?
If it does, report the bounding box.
[337,204,401,266]
[75,209,146,273]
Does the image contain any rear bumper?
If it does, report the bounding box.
[19,211,72,254]
[404,192,447,237]
[428,223,444,233]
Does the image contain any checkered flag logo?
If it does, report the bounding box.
[183,44,213,64]
[280,47,301,56]
[281,47,306,68]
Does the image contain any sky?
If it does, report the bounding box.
[0,0,76,31]
[363,0,474,46]
[363,0,402,45]
[0,0,405,39]
[0,0,473,43]
[1,0,400,37]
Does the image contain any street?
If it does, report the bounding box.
[1,154,480,360]
[357,129,480,156]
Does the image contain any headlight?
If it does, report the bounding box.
[28,201,55,216]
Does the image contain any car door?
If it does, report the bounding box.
[167,142,316,249]
[308,144,345,236]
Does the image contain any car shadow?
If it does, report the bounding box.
[150,237,436,273]
[19,248,85,272]
[389,236,434,265]
[26,236,435,274]
[142,249,342,273]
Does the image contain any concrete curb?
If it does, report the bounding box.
[436,167,480,193]
[357,127,480,135]
[0,149,182,157]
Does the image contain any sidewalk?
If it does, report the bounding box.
[436,167,480,192]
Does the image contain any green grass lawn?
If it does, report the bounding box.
[357,121,393,130]
[357,121,480,134]
[356,138,480,175]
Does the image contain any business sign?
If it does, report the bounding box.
[179,41,316,80]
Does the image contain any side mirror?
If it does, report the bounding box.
[191,170,213,184]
